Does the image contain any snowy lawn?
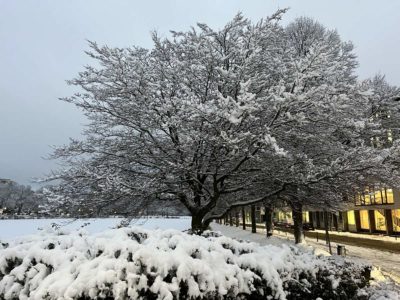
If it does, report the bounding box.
[1,225,388,300]
[0,217,191,240]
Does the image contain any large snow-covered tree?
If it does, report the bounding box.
[248,18,400,242]
[52,10,293,231]
[51,12,400,233]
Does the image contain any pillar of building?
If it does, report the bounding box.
[320,212,326,229]
[354,210,362,232]
[368,210,376,233]
[341,211,349,232]
[316,212,321,229]
[308,211,313,226]
[385,209,394,235]
[333,213,338,231]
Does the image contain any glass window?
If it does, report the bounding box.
[360,210,370,230]
[393,210,400,232]
[364,191,371,205]
[347,210,355,225]
[374,189,383,205]
[355,194,361,206]
[360,193,366,205]
[302,212,309,223]
[386,189,394,204]
[374,210,386,231]
[355,187,395,206]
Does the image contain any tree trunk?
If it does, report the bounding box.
[264,205,274,237]
[242,207,246,230]
[251,205,257,233]
[191,213,206,234]
[291,203,304,244]
[229,211,233,226]
[17,204,23,215]
[333,213,338,231]
[324,210,332,254]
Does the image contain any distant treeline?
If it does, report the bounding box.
[0,179,188,219]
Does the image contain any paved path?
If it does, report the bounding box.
[211,223,400,283]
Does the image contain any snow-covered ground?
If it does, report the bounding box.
[0,217,191,240]
[211,223,400,283]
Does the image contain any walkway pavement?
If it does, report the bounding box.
[211,223,400,283]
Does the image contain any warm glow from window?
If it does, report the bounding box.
[355,194,361,206]
[355,187,395,206]
[364,193,371,205]
[278,211,292,223]
[386,189,394,204]
[374,210,386,231]
[347,210,355,225]
[374,190,383,204]
[302,212,309,223]
[393,210,400,232]
[360,210,369,229]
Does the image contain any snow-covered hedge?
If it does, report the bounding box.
[0,228,373,299]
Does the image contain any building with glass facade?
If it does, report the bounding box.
[240,188,400,236]
[270,188,400,235]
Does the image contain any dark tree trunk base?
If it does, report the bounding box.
[292,203,304,244]
[265,205,274,237]
[191,214,208,234]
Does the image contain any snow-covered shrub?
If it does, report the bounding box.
[358,282,400,300]
[0,228,374,299]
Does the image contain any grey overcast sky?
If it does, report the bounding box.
[1,0,399,186]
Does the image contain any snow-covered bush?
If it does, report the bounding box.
[0,228,373,299]
[359,282,400,300]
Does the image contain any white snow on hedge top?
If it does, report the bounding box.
[0,227,370,300]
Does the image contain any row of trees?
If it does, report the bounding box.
[0,180,45,216]
[49,11,400,240]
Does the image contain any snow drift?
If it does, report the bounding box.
[0,228,374,299]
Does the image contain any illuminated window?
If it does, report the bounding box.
[386,189,394,204]
[302,212,309,223]
[374,210,386,231]
[393,210,400,232]
[355,187,395,206]
[360,210,370,230]
[374,189,383,204]
[246,211,251,223]
[364,189,371,205]
[278,211,292,223]
[347,210,355,225]
[355,194,361,206]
